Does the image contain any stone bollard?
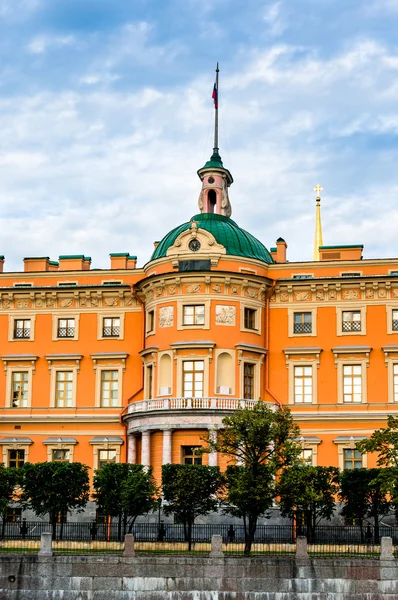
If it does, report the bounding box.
[124,534,135,556]
[38,532,53,556]
[295,536,308,559]
[210,534,223,557]
[380,537,393,561]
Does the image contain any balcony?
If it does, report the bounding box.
[127,397,258,415]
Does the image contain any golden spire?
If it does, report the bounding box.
[313,184,323,261]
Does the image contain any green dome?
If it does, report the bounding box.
[151,213,273,263]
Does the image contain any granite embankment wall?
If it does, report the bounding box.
[2,554,398,599]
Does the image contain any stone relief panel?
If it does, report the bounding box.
[186,284,202,294]
[159,306,174,328]
[294,291,311,302]
[216,305,236,325]
[342,290,360,300]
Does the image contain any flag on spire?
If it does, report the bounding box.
[212,82,218,109]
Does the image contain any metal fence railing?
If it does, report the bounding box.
[1,522,398,556]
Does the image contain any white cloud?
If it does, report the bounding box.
[263,1,287,37]
[0,0,41,19]
[27,35,76,54]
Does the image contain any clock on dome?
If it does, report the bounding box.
[188,239,201,252]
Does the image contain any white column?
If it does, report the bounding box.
[207,427,218,467]
[127,435,136,464]
[141,430,151,467]
[162,429,173,465]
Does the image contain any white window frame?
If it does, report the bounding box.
[383,350,398,403]
[97,313,125,341]
[6,366,34,408]
[334,438,368,470]
[52,314,80,341]
[293,364,314,404]
[177,299,210,330]
[240,302,261,334]
[146,307,156,336]
[90,441,123,470]
[336,359,367,404]
[336,306,366,337]
[95,365,123,408]
[49,366,78,408]
[386,305,398,335]
[176,355,210,398]
[288,308,317,338]
[239,358,261,400]
[8,314,36,342]
[1,442,32,467]
[44,442,76,463]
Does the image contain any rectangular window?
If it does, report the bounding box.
[147,365,153,400]
[13,319,31,339]
[342,311,361,332]
[57,318,75,338]
[294,366,313,403]
[183,305,205,326]
[98,449,116,469]
[52,449,69,462]
[147,310,155,332]
[299,449,313,465]
[293,312,312,334]
[8,449,25,468]
[244,307,257,330]
[343,364,362,403]
[394,364,398,402]
[100,370,119,407]
[102,317,120,337]
[181,446,202,465]
[55,371,73,407]
[393,310,398,332]
[5,508,22,523]
[243,363,255,399]
[11,372,28,408]
[343,448,363,470]
[182,360,204,398]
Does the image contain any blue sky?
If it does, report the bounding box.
[1,0,398,269]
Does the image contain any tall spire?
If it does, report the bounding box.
[213,62,219,152]
[197,64,233,217]
[313,184,324,261]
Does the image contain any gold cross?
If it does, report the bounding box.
[314,184,323,198]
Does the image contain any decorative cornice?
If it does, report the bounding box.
[1,354,38,373]
[45,354,83,372]
[90,352,129,371]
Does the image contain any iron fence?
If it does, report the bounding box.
[2,522,398,557]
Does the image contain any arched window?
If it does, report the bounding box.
[208,189,217,213]
[216,352,233,394]
[159,353,172,395]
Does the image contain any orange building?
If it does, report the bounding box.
[1,120,398,521]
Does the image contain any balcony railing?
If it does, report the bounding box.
[127,397,258,415]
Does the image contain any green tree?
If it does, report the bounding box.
[204,402,301,553]
[93,463,159,539]
[339,468,392,543]
[0,464,20,538]
[278,465,339,542]
[356,416,398,466]
[162,464,222,550]
[21,462,89,539]
[223,463,274,552]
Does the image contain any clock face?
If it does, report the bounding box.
[188,239,201,252]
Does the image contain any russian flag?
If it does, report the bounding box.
[212,83,218,109]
